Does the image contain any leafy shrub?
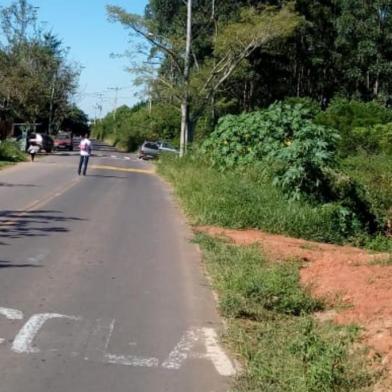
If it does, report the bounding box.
[202,102,340,201]
[316,98,392,155]
[348,123,392,154]
[282,96,321,117]
[0,140,25,162]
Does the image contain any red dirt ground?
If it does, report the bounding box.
[196,226,392,380]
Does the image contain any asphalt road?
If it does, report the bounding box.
[0,141,235,392]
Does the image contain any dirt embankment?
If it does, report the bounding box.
[196,226,392,378]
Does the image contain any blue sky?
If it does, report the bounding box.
[3,0,148,119]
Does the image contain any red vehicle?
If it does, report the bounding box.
[54,132,73,151]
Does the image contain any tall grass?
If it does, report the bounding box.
[197,235,375,392]
[158,156,361,244]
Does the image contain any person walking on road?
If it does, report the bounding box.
[27,142,40,161]
[78,134,92,176]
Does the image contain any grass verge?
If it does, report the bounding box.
[158,156,364,244]
[197,234,376,391]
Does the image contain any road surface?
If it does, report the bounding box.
[0,141,235,392]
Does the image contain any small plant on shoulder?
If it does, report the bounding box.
[290,318,371,392]
[0,140,26,162]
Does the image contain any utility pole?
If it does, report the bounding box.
[93,92,105,123]
[108,87,120,120]
[48,72,56,135]
[108,87,128,120]
[180,0,192,157]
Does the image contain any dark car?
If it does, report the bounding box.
[26,132,54,153]
[54,132,73,151]
[138,141,160,160]
[41,134,54,153]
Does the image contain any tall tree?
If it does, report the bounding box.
[0,0,80,133]
[107,2,300,151]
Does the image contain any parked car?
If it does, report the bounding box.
[157,141,179,155]
[26,132,54,153]
[138,141,160,160]
[41,134,54,153]
[54,132,73,151]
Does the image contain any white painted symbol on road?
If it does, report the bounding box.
[0,306,236,376]
[84,319,159,368]
[0,307,24,346]
[12,313,80,354]
[0,307,24,320]
[162,328,198,370]
[162,328,236,376]
[197,328,236,377]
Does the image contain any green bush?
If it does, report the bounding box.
[201,102,340,201]
[0,140,25,162]
[343,153,392,231]
[316,98,392,155]
[348,123,392,154]
[92,103,180,151]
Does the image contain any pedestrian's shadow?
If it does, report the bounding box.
[0,210,85,245]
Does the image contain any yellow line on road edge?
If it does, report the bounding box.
[90,165,155,175]
[0,178,80,227]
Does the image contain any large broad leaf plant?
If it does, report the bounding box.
[202,102,340,201]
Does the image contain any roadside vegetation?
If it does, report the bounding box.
[158,99,392,252]
[0,140,26,165]
[197,235,376,391]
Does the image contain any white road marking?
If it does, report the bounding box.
[84,318,114,361]
[104,353,159,368]
[124,157,130,160]
[85,319,159,368]
[12,313,80,354]
[0,307,24,320]
[196,328,236,377]
[162,328,236,376]
[0,306,234,376]
[162,328,200,370]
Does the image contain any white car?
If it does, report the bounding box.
[158,142,179,154]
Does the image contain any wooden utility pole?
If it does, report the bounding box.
[180,0,192,157]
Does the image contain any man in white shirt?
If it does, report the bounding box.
[78,134,92,176]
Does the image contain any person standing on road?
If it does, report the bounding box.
[78,134,92,176]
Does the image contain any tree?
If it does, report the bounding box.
[61,105,89,135]
[334,0,392,100]
[0,0,80,134]
[107,2,300,153]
